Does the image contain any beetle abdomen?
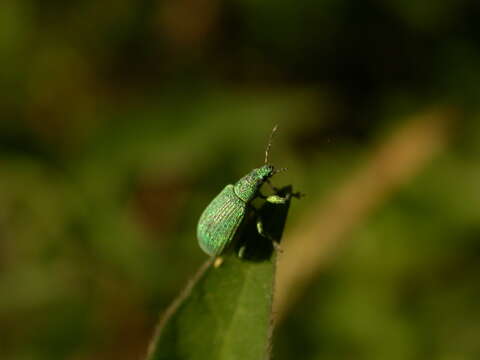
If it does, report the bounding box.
[197,184,247,256]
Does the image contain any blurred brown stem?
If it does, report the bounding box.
[274,108,455,323]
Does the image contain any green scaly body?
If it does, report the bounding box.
[197,165,274,256]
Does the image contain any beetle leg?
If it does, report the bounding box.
[291,191,304,199]
[257,192,268,199]
[265,194,289,204]
[237,245,247,259]
[256,216,283,253]
[213,257,224,268]
[271,239,283,253]
[266,189,303,204]
[265,179,280,192]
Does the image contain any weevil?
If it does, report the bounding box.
[197,125,294,261]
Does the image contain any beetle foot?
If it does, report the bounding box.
[213,257,224,268]
[272,240,284,253]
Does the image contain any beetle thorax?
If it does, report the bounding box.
[233,165,274,202]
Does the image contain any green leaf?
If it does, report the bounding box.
[146,186,295,360]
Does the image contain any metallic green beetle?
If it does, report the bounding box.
[197,126,288,257]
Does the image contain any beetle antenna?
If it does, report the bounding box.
[264,124,278,164]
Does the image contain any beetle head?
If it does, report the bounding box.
[257,164,275,180]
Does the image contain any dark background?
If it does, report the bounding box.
[1,0,480,359]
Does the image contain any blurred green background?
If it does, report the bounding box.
[1,0,480,359]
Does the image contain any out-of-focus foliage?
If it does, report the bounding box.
[0,0,479,359]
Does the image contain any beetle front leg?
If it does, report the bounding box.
[257,192,268,200]
[265,194,289,204]
[258,191,286,203]
[265,179,280,192]
[266,190,303,204]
